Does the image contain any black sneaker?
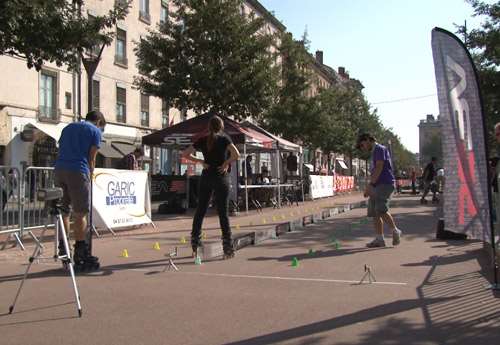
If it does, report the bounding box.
[223,250,235,260]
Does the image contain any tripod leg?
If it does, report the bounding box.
[9,244,41,314]
[12,232,26,251]
[58,214,82,317]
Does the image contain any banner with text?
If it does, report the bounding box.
[92,168,153,230]
[432,28,490,241]
[310,175,334,199]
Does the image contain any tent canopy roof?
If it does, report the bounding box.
[142,113,275,151]
[241,121,302,153]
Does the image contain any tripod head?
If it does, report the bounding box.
[37,188,64,215]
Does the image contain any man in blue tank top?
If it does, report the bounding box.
[357,133,403,248]
[54,110,106,267]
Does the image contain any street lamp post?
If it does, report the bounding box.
[80,43,106,256]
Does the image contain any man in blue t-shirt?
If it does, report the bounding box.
[54,110,106,266]
[357,133,403,248]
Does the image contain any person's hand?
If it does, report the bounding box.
[202,162,209,170]
[218,161,230,174]
[364,185,372,198]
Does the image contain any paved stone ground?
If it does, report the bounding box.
[0,193,499,345]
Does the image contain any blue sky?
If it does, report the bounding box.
[259,0,491,153]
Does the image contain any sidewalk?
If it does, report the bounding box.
[89,192,366,242]
[0,194,499,345]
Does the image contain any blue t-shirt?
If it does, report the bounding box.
[371,143,395,185]
[55,122,101,174]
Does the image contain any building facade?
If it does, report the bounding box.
[0,0,288,173]
[418,114,442,167]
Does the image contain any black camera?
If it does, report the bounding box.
[37,188,64,202]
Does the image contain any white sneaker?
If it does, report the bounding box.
[392,228,402,246]
[366,238,386,248]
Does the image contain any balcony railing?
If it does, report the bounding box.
[37,106,61,123]
[139,11,151,24]
[114,55,128,67]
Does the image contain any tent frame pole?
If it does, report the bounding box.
[244,144,248,214]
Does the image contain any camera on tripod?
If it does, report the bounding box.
[37,187,64,213]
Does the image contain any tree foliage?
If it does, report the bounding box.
[315,86,377,156]
[383,129,418,173]
[135,0,279,120]
[421,134,443,166]
[0,0,129,71]
[262,31,317,144]
[457,0,500,151]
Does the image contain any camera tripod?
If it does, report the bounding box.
[9,196,82,318]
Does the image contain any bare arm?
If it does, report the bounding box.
[370,160,385,185]
[88,146,99,175]
[219,144,241,173]
[181,145,208,168]
[364,160,384,197]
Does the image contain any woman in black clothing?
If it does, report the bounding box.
[182,116,240,259]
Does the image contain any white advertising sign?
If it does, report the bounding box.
[309,175,334,199]
[92,168,153,230]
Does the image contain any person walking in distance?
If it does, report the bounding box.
[54,110,106,269]
[420,157,437,204]
[410,167,417,194]
[357,133,403,248]
[182,116,240,259]
[121,147,144,170]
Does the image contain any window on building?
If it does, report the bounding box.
[140,93,150,127]
[240,4,246,16]
[139,0,150,23]
[160,0,168,23]
[181,108,187,121]
[92,80,100,111]
[162,99,170,128]
[116,86,126,123]
[115,28,127,66]
[39,70,58,119]
[65,92,72,110]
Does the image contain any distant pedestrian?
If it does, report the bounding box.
[261,162,269,175]
[242,154,253,184]
[182,116,240,259]
[357,133,403,248]
[410,167,417,194]
[420,157,437,204]
[119,147,144,170]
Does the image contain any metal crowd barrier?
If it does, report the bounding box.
[0,166,22,248]
[0,165,55,250]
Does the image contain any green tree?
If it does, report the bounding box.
[457,0,500,151]
[135,0,278,120]
[0,0,129,71]
[316,86,377,155]
[262,31,319,145]
[382,129,418,174]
